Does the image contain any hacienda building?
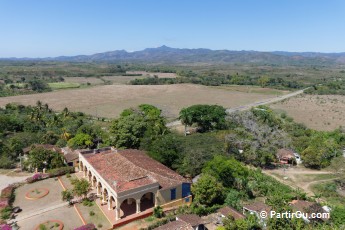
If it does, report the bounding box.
[78,147,192,221]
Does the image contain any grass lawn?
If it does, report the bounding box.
[76,201,111,230]
[48,82,81,90]
[59,174,78,190]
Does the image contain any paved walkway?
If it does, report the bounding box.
[14,202,69,222]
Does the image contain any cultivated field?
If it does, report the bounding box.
[271,94,345,131]
[0,84,288,119]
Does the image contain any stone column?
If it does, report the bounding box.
[102,191,106,203]
[96,185,100,196]
[136,199,141,213]
[154,194,158,207]
[108,198,112,210]
[115,207,121,221]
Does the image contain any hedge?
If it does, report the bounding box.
[47,166,75,177]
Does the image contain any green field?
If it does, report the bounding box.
[48,82,81,90]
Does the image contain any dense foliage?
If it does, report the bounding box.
[225,105,345,169]
[110,104,167,148]
[0,102,107,168]
[305,80,345,95]
[179,104,227,132]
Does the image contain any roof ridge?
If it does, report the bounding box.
[119,150,186,184]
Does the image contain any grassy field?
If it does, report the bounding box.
[0,84,287,119]
[48,82,81,90]
[271,94,345,131]
[213,85,290,95]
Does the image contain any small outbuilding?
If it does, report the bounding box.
[276,149,296,165]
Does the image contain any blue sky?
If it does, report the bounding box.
[1,0,345,57]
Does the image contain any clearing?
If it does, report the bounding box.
[0,84,289,119]
[271,94,345,131]
[263,166,336,196]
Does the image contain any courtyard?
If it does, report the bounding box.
[11,174,112,230]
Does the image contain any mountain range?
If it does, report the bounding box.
[2,45,345,65]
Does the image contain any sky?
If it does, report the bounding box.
[1,0,345,57]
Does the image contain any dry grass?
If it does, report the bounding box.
[271,94,345,131]
[0,84,286,119]
[126,71,177,78]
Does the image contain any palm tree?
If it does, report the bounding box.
[61,128,71,141]
[179,108,193,136]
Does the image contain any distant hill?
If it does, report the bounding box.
[2,45,345,65]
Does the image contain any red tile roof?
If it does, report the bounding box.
[177,214,204,226]
[277,149,295,159]
[218,206,245,220]
[83,149,189,193]
[243,202,272,213]
[289,200,314,212]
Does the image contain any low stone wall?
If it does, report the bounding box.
[161,195,192,209]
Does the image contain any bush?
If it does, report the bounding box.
[1,185,14,198]
[26,173,42,183]
[153,206,164,218]
[140,216,176,230]
[89,210,95,216]
[0,198,9,209]
[82,199,94,207]
[74,223,96,230]
[0,206,12,220]
[0,224,12,230]
[47,166,75,177]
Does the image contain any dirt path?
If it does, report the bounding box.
[263,167,336,196]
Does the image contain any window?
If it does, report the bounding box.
[170,188,176,200]
[182,183,191,198]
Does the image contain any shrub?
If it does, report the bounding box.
[0,224,12,230]
[0,206,12,220]
[74,223,96,230]
[140,216,175,230]
[82,199,93,207]
[89,210,95,216]
[26,173,42,183]
[39,224,47,230]
[97,223,102,228]
[1,185,14,198]
[0,198,9,208]
[47,166,75,177]
[153,206,164,218]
